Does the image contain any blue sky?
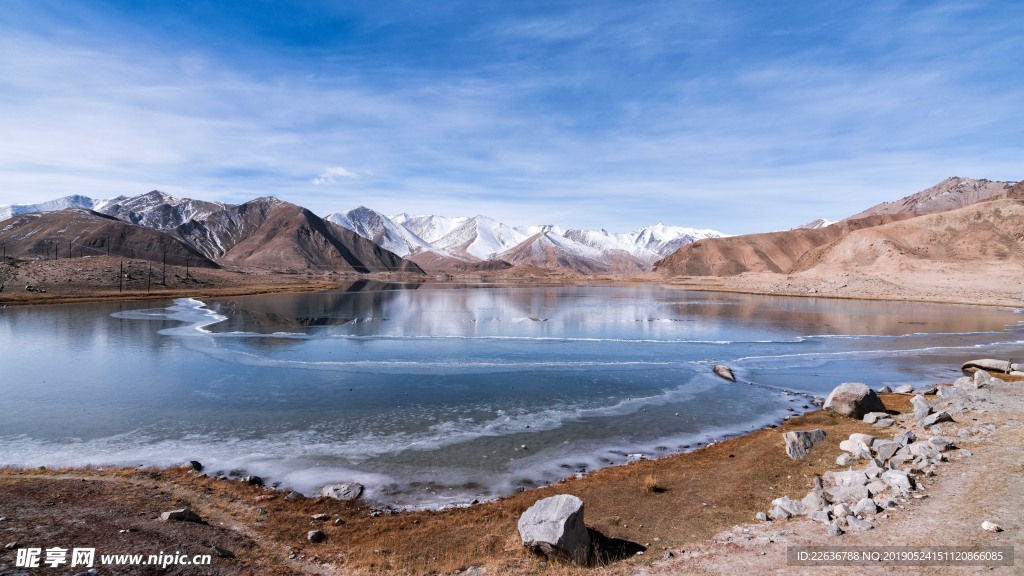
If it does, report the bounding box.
[1,1,1021,233]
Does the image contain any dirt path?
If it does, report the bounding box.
[632,378,1024,576]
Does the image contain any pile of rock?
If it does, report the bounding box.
[954,368,1008,390]
[759,378,983,536]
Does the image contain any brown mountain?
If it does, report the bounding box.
[656,177,1023,278]
[174,197,423,273]
[793,198,1024,273]
[406,250,513,274]
[0,209,217,267]
[653,214,910,276]
[848,176,1019,219]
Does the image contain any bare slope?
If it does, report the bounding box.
[0,209,217,267]
[654,214,909,276]
[848,176,1019,219]
[406,250,513,274]
[794,197,1024,273]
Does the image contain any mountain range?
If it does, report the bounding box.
[4,176,1020,279]
[0,190,726,275]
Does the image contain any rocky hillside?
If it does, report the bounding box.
[793,198,1024,273]
[0,209,217,267]
[656,178,1023,278]
[99,190,228,230]
[848,177,1019,219]
[654,214,909,276]
[175,198,422,273]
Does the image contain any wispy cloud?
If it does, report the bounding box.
[312,166,357,185]
[0,1,1021,233]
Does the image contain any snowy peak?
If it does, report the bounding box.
[392,214,469,244]
[627,222,725,256]
[0,194,102,221]
[325,205,432,257]
[515,224,567,237]
[563,228,658,261]
[498,231,648,275]
[431,215,528,261]
[97,190,230,230]
[561,223,726,260]
[794,218,836,230]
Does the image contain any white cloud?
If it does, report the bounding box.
[312,166,357,185]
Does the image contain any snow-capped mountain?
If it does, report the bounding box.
[794,218,837,230]
[499,231,648,274]
[562,223,726,261]
[0,194,107,221]
[628,223,724,257]
[563,228,659,261]
[515,224,567,237]
[429,215,529,261]
[325,206,433,257]
[2,190,727,275]
[1,191,230,230]
[390,214,469,244]
[98,190,229,230]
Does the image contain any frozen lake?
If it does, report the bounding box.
[1,282,1021,507]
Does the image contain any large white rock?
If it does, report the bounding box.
[824,383,886,419]
[784,429,826,460]
[518,495,592,565]
[882,469,915,495]
[961,359,1011,373]
[320,483,364,501]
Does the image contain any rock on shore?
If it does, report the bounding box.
[783,429,826,460]
[320,483,364,501]
[761,366,1000,537]
[823,383,886,419]
[518,494,592,565]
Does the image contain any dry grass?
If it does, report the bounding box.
[642,474,660,494]
[0,255,423,306]
[0,395,915,575]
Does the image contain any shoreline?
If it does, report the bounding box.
[3,375,1020,575]
[4,253,1024,309]
[3,274,1023,310]
[1,392,921,574]
[0,399,808,514]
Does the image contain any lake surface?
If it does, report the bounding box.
[1,282,1021,508]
